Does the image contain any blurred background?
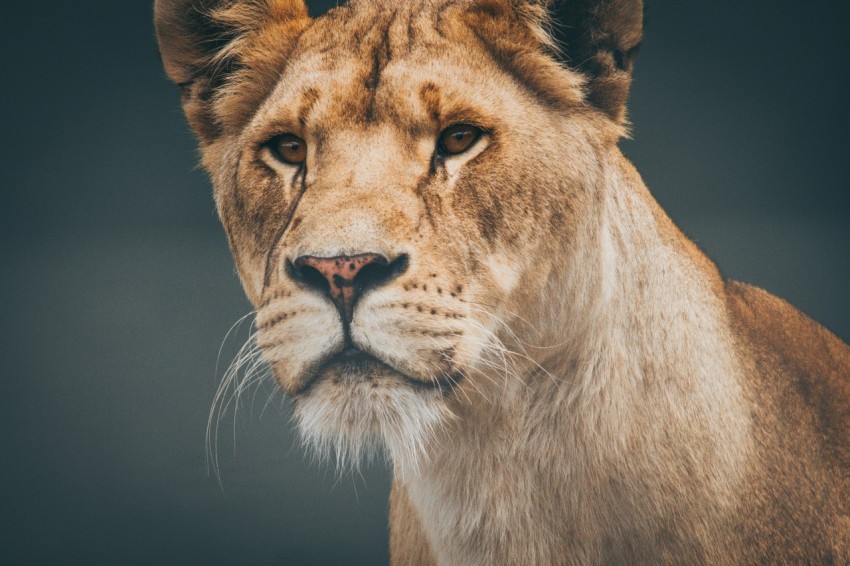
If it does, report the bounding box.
[1,0,848,564]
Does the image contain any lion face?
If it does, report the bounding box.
[157,0,640,468]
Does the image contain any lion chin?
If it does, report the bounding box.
[292,351,453,473]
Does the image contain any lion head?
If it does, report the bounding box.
[156,0,642,470]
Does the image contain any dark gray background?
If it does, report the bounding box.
[2,1,848,564]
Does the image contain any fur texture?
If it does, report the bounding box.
[156,0,850,563]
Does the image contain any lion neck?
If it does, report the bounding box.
[399,151,752,564]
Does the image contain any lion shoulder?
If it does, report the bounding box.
[725,280,850,468]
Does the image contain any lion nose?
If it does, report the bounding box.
[288,253,409,323]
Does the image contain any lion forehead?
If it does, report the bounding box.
[247,2,577,138]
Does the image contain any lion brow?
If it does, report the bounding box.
[298,87,321,127]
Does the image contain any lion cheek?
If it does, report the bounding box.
[484,253,522,296]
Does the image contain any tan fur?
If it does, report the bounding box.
[156,0,850,563]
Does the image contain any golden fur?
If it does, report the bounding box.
[156,0,850,562]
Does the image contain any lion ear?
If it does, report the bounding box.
[546,0,643,124]
[154,0,310,142]
[468,0,642,125]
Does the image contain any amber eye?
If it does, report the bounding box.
[267,133,307,165]
[437,124,482,157]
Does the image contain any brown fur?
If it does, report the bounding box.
[726,282,850,562]
[156,0,850,563]
[389,481,438,565]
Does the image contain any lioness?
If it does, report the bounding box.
[155,0,850,563]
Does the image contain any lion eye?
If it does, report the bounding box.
[437,124,482,156]
[267,134,307,165]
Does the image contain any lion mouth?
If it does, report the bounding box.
[294,346,461,396]
[323,347,387,374]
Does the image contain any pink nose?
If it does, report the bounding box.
[290,253,407,322]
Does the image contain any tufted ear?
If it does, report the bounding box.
[548,0,643,125]
[154,0,311,142]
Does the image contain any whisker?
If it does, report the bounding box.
[463,316,561,389]
[464,300,575,351]
[206,316,271,487]
[462,305,566,387]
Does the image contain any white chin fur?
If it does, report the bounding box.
[294,376,452,475]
